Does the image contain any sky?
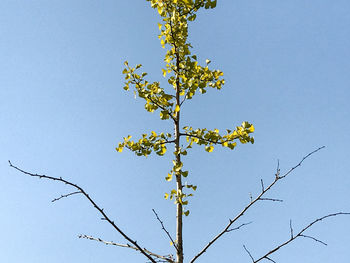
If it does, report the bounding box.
[1,0,349,262]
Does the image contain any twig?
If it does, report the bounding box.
[189,146,325,263]
[227,222,252,233]
[259,198,283,202]
[278,146,325,179]
[79,234,174,263]
[152,209,178,251]
[265,257,277,263]
[289,220,293,239]
[51,191,81,202]
[243,245,254,262]
[299,234,327,246]
[9,161,158,263]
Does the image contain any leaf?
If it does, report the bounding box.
[184,210,190,216]
[175,104,180,113]
[162,68,167,77]
[205,145,214,152]
[116,146,123,153]
[206,59,211,64]
[165,173,173,181]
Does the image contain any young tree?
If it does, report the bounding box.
[117,1,254,261]
[9,1,349,263]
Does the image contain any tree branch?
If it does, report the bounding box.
[227,222,252,233]
[243,245,255,262]
[9,161,159,263]
[259,198,283,202]
[79,234,174,263]
[179,132,225,145]
[51,191,81,202]
[251,212,350,262]
[152,209,178,252]
[189,146,325,263]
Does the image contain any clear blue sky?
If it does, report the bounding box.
[1,1,349,262]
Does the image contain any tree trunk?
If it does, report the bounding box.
[175,51,183,263]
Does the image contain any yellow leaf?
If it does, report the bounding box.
[205,146,214,152]
[175,104,180,113]
[165,173,173,181]
[116,147,123,153]
[160,147,167,155]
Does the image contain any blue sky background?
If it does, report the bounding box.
[1,0,349,262]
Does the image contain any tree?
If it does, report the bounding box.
[8,1,349,263]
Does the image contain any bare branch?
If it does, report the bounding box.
[299,234,327,246]
[252,212,350,263]
[152,209,178,251]
[259,198,283,202]
[51,191,81,202]
[79,234,174,263]
[289,220,293,239]
[243,245,255,262]
[265,257,277,263]
[278,146,325,179]
[190,146,325,263]
[227,222,252,233]
[9,161,158,263]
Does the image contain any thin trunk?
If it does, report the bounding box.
[175,50,183,263]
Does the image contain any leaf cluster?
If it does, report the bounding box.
[116,132,172,157]
[183,122,255,152]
